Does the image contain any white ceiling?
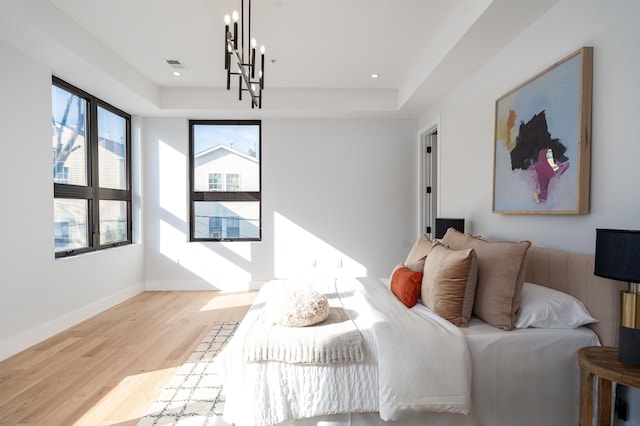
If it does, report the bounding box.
[50,0,456,90]
[0,0,559,118]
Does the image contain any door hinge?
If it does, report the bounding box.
[426,146,432,154]
[426,186,432,194]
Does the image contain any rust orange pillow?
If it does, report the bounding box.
[391,266,423,308]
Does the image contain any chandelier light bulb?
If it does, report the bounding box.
[260,45,266,54]
[251,38,257,48]
[224,14,231,25]
[232,10,239,22]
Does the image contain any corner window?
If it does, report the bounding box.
[52,77,132,257]
[189,120,261,241]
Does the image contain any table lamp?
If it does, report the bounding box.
[435,218,465,240]
[594,228,640,366]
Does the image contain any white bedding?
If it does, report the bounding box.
[220,277,471,426]
[271,304,601,426]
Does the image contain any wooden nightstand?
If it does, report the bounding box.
[578,346,640,426]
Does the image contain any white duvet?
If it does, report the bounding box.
[220,277,471,426]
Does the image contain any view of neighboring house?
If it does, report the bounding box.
[53,121,127,250]
[193,144,259,239]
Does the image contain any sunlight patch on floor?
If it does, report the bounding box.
[199,291,256,311]
[73,368,177,426]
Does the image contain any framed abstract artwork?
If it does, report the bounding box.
[493,47,593,214]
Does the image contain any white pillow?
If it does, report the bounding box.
[515,282,597,329]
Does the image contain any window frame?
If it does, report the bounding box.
[53,76,132,258]
[188,119,262,242]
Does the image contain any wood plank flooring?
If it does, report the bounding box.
[0,290,256,425]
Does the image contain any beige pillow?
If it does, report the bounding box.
[442,228,531,330]
[440,227,466,249]
[268,288,330,327]
[404,234,434,272]
[421,243,478,327]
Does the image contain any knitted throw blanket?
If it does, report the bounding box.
[243,306,364,364]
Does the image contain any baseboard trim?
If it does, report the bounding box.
[0,283,143,362]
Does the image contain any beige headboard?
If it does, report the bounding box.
[524,246,626,347]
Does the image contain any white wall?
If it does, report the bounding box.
[421,0,640,253]
[0,41,145,361]
[420,0,640,423]
[143,118,419,290]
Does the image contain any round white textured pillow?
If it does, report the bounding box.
[269,288,330,327]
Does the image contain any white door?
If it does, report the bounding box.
[420,128,437,239]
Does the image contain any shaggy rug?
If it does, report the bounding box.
[137,322,238,426]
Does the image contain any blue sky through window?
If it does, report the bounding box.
[52,85,126,144]
[193,124,259,158]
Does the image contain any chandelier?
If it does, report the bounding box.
[224,0,265,108]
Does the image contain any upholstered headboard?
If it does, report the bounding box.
[524,246,626,347]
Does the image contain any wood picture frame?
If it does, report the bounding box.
[492,47,593,214]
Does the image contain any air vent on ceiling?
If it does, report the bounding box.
[165,59,186,69]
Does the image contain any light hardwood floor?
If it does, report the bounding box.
[0,290,256,426]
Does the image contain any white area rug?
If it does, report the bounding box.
[137,322,238,426]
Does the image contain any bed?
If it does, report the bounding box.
[219,230,626,426]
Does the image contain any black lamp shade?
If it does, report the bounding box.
[594,229,640,283]
[594,228,640,367]
[435,218,465,239]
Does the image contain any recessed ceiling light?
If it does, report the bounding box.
[371,73,380,79]
[172,71,181,76]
